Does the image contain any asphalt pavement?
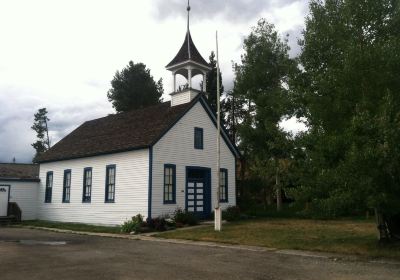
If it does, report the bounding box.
[0,227,399,280]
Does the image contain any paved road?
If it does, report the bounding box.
[0,227,399,280]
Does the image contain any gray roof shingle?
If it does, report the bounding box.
[0,163,39,181]
[35,99,196,163]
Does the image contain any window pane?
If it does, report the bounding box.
[164,166,175,202]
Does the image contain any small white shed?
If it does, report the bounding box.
[0,163,39,221]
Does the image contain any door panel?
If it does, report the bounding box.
[186,168,211,218]
[186,180,204,214]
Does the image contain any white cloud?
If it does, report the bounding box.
[0,0,309,162]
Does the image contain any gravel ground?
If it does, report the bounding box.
[0,227,399,280]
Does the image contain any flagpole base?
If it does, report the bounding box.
[214,207,222,231]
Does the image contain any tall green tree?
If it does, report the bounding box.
[235,19,296,211]
[31,108,51,160]
[204,51,224,113]
[294,0,400,238]
[221,88,247,144]
[107,61,163,112]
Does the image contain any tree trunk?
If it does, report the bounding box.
[44,118,51,149]
[375,208,390,241]
[266,192,273,206]
[263,186,267,210]
[276,168,282,212]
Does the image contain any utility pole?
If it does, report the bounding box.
[214,31,222,231]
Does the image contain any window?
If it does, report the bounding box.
[105,165,116,203]
[219,169,228,202]
[82,168,92,203]
[62,169,71,203]
[164,164,176,204]
[194,127,203,149]
[45,171,53,203]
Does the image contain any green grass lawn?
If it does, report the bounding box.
[156,218,400,260]
[21,220,121,234]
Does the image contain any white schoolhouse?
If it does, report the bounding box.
[0,6,239,226]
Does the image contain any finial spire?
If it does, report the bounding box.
[187,0,191,59]
[186,0,190,31]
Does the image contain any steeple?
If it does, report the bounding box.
[187,0,191,59]
[166,0,211,107]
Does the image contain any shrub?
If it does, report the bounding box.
[223,206,241,221]
[173,208,199,226]
[121,214,144,233]
[146,216,168,232]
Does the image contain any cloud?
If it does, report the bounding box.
[0,1,310,163]
[153,0,301,22]
[285,25,304,57]
[0,89,112,163]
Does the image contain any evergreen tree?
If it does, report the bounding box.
[107,61,163,112]
[204,51,224,113]
[31,108,51,160]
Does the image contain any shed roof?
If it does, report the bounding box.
[0,163,40,182]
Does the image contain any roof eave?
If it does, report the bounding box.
[0,177,40,182]
[37,145,151,164]
[166,60,212,72]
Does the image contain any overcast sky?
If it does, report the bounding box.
[0,0,309,163]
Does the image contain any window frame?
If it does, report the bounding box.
[105,164,116,203]
[163,164,176,204]
[194,127,204,150]
[219,168,228,203]
[62,169,71,203]
[82,167,92,203]
[44,171,53,203]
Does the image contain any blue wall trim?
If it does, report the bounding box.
[194,127,204,149]
[82,167,92,203]
[44,171,53,203]
[62,169,71,203]
[163,164,176,204]
[219,168,228,203]
[105,164,116,203]
[148,147,153,219]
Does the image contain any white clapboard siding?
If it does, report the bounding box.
[171,90,199,107]
[0,181,39,220]
[38,149,149,226]
[152,102,236,217]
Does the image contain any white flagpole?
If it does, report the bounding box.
[215,30,222,231]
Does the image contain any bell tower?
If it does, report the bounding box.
[166,1,211,107]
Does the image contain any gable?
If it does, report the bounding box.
[153,97,240,159]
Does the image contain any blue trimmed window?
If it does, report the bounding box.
[164,164,176,204]
[45,171,53,203]
[194,127,203,149]
[105,165,116,203]
[82,167,92,203]
[62,169,71,203]
[219,168,228,203]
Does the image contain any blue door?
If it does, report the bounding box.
[186,168,211,219]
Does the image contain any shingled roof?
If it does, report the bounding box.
[166,32,209,68]
[0,163,40,181]
[36,98,197,163]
